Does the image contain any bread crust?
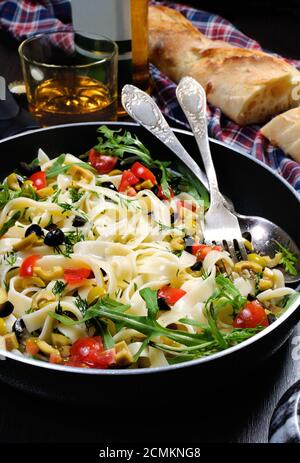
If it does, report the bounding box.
[149,5,300,125]
[261,108,300,162]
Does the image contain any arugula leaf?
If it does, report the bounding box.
[277,292,300,309]
[94,126,152,162]
[0,211,21,237]
[274,241,298,276]
[96,319,115,349]
[139,288,159,319]
[0,181,38,210]
[225,327,263,344]
[204,303,227,349]
[210,275,247,312]
[48,296,214,347]
[94,126,173,194]
[176,167,210,210]
[0,184,20,210]
[202,275,247,349]
[46,154,66,178]
[46,154,95,179]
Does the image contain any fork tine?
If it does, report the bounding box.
[225,241,238,263]
[237,240,248,261]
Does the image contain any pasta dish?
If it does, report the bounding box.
[0,126,298,369]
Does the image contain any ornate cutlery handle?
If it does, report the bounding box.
[176,77,222,205]
[121,84,208,189]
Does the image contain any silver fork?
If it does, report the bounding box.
[176,76,247,262]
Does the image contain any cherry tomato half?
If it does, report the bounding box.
[64,268,92,283]
[156,185,175,200]
[19,254,41,277]
[68,336,115,369]
[118,170,139,193]
[233,300,269,328]
[158,286,186,305]
[130,162,157,185]
[88,148,118,174]
[191,244,223,260]
[29,171,47,190]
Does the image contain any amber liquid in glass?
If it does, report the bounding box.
[30,75,117,126]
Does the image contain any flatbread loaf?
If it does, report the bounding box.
[261,108,300,162]
[149,5,300,125]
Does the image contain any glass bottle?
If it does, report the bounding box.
[71,0,149,115]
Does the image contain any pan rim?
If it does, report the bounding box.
[0,121,299,376]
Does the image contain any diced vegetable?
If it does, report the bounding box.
[19,255,41,277]
[158,286,186,305]
[25,338,39,356]
[118,170,139,193]
[130,162,157,185]
[64,268,92,283]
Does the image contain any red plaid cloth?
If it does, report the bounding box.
[150,1,300,192]
[1,0,300,192]
[0,0,71,39]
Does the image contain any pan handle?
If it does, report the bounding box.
[0,86,39,139]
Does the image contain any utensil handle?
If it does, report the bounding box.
[121,84,208,190]
[176,77,222,204]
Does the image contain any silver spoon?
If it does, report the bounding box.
[121,84,300,283]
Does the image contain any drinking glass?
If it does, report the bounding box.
[19,30,118,126]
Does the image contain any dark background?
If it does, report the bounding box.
[0,0,299,444]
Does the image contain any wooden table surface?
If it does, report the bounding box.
[0,9,299,444]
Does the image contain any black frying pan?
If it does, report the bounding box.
[0,121,299,403]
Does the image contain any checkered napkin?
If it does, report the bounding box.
[0,0,71,39]
[150,1,300,193]
[1,1,300,192]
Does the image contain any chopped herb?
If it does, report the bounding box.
[58,202,73,212]
[69,187,84,203]
[75,295,89,314]
[4,251,17,266]
[52,280,67,296]
[173,249,183,257]
[51,188,61,204]
[274,241,298,276]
